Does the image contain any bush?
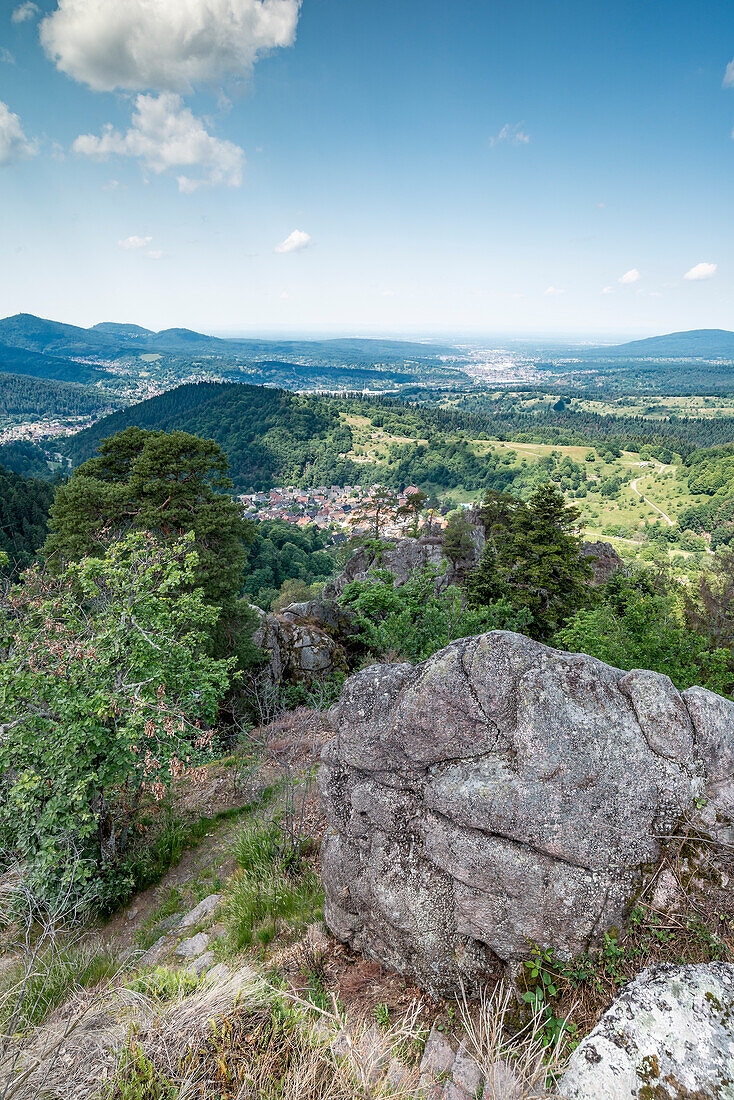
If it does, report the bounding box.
[339,564,531,663]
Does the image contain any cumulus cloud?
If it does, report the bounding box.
[0,101,36,166]
[40,0,301,93]
[74,92,244,191]
[543,285,564,296]
[1,49,16,65]
[489,122,530,147]
[146,249,164,260]
[684,261,717,281]
[275,229,311,253]
[118,234,152,249]
[602,285,613,294]
[724,59,734,87]
[11,2,40,24]
[618,268,641,285]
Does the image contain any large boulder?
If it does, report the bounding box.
[318,631,734,994]
[252,605,348,685]
[557,963,734,1099]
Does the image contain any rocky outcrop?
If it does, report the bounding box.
[580,540,625,585]
[558,963,734,1099]
[318,630,734,995]
[322,525,485,600]
[252,604,348,685]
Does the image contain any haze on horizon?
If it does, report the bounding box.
[1,0,733,339]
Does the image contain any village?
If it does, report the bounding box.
[237,483,456,537]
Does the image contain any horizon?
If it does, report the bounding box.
[1,1,733,336]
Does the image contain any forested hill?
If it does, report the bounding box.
[0,371,117,419]
[0,465,54,570]
[62,383,363,491]
[583,329,734,359]
[0,342,113,385]
[62,379,734,494]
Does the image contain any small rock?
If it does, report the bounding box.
[384,1056,414,1093]
[482,1060,523,1100]
[188,950,216,977]
[126,907,139,922]
[419,1025,456,1079]
[175,932,210,959]
[451,1041,484,1097]
[137,935,172,968]
[154,914,182,935]
[650,868,680,912]
[178,894,222,930]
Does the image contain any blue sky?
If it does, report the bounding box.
[1,0,733,338]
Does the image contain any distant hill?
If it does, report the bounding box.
[0,342,113,385]
[0,313,457,367]
[587,329,734,359]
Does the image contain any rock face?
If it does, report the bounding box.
[318,630,734,994]
[558,963,734,1099]
[581,539,625,585]
[579,540,625,585]
[252,604,348,685]
[322,526,485,601]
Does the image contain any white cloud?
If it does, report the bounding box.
[1,49,16,65]
[724,59,734,87]
[146,249,164,260]
[118,234,152,249]
[490,122,530,147]
[602,285,613,294]
[74,93,244,191]
[684,261,717,281]
[40,0,301,93]
[618,268,641,285]
[11,2,40,24]
[275,229,311,253]
[543,285,564,296]
[0,101,36,166]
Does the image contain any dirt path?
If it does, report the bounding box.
[630,476,674,526]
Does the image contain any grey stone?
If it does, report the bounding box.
[174,932,210,959]
[419,1025,456,1078]
[188,950,216,977]
[136,934,171,968]
[558,962,734,1099]
[252,604,348,686]
[126,907,139,922]
[178,894,222,930]
[451,1041,484,1098]
[204,962,232,984]
[384,1056,415,1093]
[320,631,733,994]
[482,1060,523,1100]
[579,540,624,585]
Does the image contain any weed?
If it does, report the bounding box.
[105,1045,178,1100]
[0,944,118,1033]
[373,1003,390,1030]
[123,966,199,1003]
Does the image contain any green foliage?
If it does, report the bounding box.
[0,946,118,1033]
[0,369,115,420]
[442,509,476,563]
[0,533,233,904]
[243,520,336,610]
[124,966,199,1003]
[106,1046,178,1100]
[466,484,592,640]
[222,821,323,952]
[558,570,732,694]
[339,564,532,662]
[0,463,54,572]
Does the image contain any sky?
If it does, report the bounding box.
[1,0,734,340]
